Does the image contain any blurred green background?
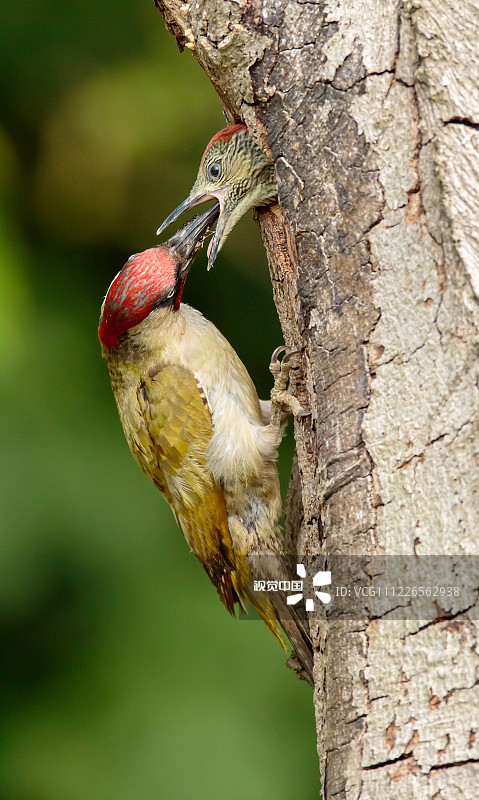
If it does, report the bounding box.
[0,2,317,798]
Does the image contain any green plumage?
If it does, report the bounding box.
[130,363,237,614]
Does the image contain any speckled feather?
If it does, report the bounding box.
[192,125,277,267]
[195,124,277,212]
[156,124,278,269]
[199,123,248,167]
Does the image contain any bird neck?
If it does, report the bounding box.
[103,304,185,370]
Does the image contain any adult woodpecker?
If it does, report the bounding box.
[99,209,313,683]
[157,123,277,270]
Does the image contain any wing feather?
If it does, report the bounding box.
[135,364,236,614]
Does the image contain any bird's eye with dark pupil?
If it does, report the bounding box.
[208,161,222,180]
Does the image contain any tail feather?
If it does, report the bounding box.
[232,554,314,686]
[272,594,314,685]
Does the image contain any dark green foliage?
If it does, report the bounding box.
[0,1,317,797]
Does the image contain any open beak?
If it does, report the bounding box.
[204,213,227,270]
[167,202,220,276]
[157,191,214,238]
[158,190,226,271]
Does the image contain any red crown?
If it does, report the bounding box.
[200,124,247,166]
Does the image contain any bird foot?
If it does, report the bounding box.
[269,347,309,429]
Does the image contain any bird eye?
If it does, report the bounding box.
[208,161,222,181]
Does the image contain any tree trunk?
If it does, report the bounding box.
[155,0,479,797]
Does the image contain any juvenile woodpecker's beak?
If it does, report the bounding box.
[167,202,220,276]
[157,192,211,237]
[158,190,227,271]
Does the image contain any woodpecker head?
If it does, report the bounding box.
[99,204,219,349]
[156,124,277,270]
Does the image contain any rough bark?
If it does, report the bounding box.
[155,1,479,797]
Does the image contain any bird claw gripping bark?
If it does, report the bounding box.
[269,346,309,430]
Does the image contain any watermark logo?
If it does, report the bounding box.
[287,564,332,611]
[248,556,478,621]
[254,564,332,612]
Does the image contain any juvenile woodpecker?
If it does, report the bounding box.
[157,124,277,269]
[99,209,313,682]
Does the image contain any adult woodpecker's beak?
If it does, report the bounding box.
[167,202,220,279]
[158,190,227,271]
